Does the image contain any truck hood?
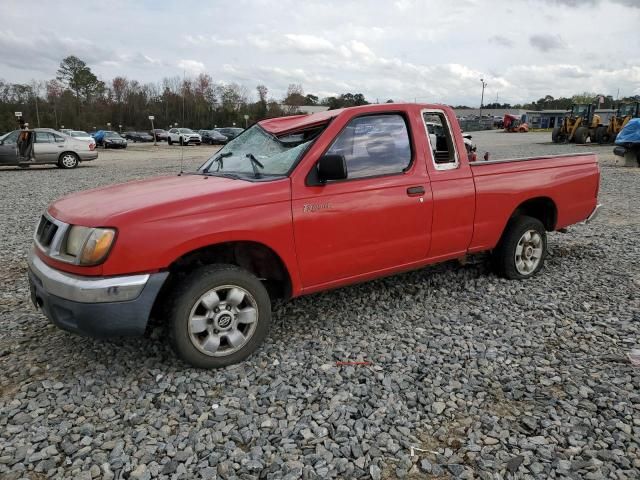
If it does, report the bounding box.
[49,174,290,226]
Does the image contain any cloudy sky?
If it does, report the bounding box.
[1,0,639,105]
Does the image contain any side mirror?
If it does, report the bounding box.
[317,154,347,182]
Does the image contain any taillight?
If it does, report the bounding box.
[89,143,95,151]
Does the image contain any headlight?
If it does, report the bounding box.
[65,226,116,265]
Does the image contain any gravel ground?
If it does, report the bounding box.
[0,133,639,479]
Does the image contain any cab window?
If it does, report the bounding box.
[324,114,412,180]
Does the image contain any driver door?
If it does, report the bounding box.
[0,131,19,164]
[291,113,432,289]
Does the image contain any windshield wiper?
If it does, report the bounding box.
[246,153,264,178]
[203,151,232,173]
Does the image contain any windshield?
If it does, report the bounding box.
[105,132,121,138]
[179,128,194,134]
[199,125,314,178]
[572,105,589,117]
[619,104,636,117]
[71,131,88,137]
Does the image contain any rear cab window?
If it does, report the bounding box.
[422,111,459,170]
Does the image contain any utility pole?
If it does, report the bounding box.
[479,78,488,122]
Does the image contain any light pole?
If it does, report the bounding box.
[479,78,488,123]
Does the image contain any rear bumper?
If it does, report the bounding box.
[585,204,602,224]
[28,252,168,337]
[79,151,98,161]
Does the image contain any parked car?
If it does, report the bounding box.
[94,130,127,149]
[200,129,228,145]
[214,127,244,140]
[68,130,96,148]
[28,104,600,368]
[167,128,201,145]
[124,131,153,142]
[0,128,97,168]
[150,129,168,141]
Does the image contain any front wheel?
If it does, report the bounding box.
[595,126,610,144]
[58,152,79,169]
[168,264,271,369]
[493,216,547,280]
[574,126,589,144]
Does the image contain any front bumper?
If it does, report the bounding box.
[28,252,168,337]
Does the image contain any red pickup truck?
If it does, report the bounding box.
[28,104,600,368]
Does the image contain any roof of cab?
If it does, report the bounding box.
[258,103,451,135]
[259,109,344,135]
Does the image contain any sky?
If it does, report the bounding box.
[1,0,639,106]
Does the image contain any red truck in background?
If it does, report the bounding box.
[28,104,601,368]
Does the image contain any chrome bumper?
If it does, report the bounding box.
[28,251,149,303]
[585,204,601,224]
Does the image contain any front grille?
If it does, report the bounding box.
[36,216,58,248]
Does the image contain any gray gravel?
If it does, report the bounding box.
[1,135,639,479]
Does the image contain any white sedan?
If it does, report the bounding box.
[68,130,96,149]
[167,128,202,146]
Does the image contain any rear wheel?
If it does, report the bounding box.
[168,137,173,145]
[58,152,79,169]
[493,216,547,280]
[168,264,271,369]
[574,126,589,144]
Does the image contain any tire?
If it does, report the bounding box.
[168,137,173,145]
[168,264,271,369]
[551,127,561,143]
[493,216,547,280]
[574,126,589,144]
[595,126,610,145]
[58,152,79,169]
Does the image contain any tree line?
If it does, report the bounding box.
[1,55,638,133]
[0,56,370,133]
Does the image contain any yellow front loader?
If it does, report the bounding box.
[596,102,640,144]
[552,104,601,144]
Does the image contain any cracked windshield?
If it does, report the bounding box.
[200,126,312,176]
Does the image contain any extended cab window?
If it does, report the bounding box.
[325,114,411,180]
[423,112,458,170]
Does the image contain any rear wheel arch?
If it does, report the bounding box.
[508,197,557,232]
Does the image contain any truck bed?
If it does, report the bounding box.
[468,152,599,253]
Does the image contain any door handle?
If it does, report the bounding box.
[406,186,425,196]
